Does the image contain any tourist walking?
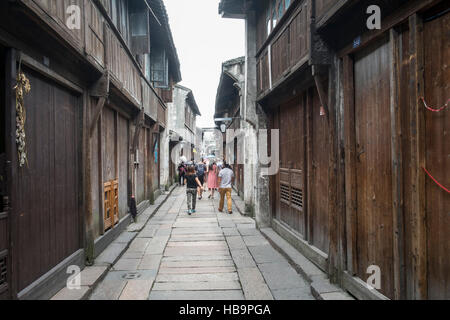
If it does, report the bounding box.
[218,163,235,214]
[207,162,219,199]
[196,160,207,200]
[178,162,186,185]
[184,166,203,215]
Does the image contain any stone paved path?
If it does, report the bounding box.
[90,187,314,300]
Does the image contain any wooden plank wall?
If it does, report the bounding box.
[423,11,450,300]
[15,67,82,291]
[85,0,105,67]
[256,0,310,96]
[33,0,84,48]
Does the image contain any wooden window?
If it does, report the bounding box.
[151,48,169,88]
[130,1,150,55]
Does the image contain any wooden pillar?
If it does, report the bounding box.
[342,55,358,276]
[389,28,406,300]
[408,14,427,300]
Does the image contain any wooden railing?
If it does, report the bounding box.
[256,0,310,96]
[25,0,166,120]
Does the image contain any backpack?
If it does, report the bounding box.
[197,164,205,176]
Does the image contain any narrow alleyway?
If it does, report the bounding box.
[89,187,314,300]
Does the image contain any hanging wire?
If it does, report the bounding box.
[420,97,449,112]
[422,167,450,194]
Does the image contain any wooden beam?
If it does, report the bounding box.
[132,109,145,153]
[408,14,427,300]
[327,61,340,282]
[389,28,405,300]
[305,90,313,244]
[342,55,357,275]
[89,72,109,137]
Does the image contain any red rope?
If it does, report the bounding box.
[422,167,450,194]
[420,97,449,112]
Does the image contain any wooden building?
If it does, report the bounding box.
[215,57,246,197]
[220,0,449,299]
[0,0,180,299]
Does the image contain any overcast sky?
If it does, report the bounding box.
[164,0,245,128]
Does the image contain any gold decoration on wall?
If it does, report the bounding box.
[13,72,31,167]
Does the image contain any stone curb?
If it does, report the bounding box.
[50,185,178,300]
[259,228,354,301]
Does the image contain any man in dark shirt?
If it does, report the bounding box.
[184,166,203,215]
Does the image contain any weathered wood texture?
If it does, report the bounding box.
[423,11,450,300]
[309,85,330,254]
[273,95,306,237]
[15,67,82,292]
[353,37,395,299]
[256,0,309,95]
[33,0,84,48]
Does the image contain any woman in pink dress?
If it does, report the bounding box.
[207,162,218,199]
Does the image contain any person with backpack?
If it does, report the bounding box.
[196,159,206,200]
[178,162,186,186]
[185,166,203,215]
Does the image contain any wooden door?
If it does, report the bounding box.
[309,88,330,254]
[353,37,395,299]
[14,67,82,292]
[275,95,307,236]
[103,181,113,230]
[423,11,450,300]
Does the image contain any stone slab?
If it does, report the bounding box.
[119,280,154,300]
[222,228,240,236]
[164,247,229,257]
[226,236,247,250]
[248,245,285,264]
[113,232,137,244]
[112,258,141,271]
[160,260,234,268]
[156,272,238,282]
[80,266,108,286]
[149,290,244,300]
[138,254,163,270]
[172,228,222,235]
[167,241,228,248]
[89,276,127,300]
[128,238,150,252]
[158,267,236,274]
[162,255,232,262]
[319,292,355,300]
[272,288,315,300]
[152,281,241,291]
[237,267,273,300]
[51,286,90,300]
[258,262,309,290]
[95,243,128,266]
[243,235,270,247]
[230,249,257,269]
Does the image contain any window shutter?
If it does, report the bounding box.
[151,48,169,88]
[130,10,150,55]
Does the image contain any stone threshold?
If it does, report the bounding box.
[259,228,354,300]
[50,184,178,300]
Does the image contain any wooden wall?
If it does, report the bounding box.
[423,11,450,300]
[335,4,450,300]
[15,67,82,292]
[256,0,310,96]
